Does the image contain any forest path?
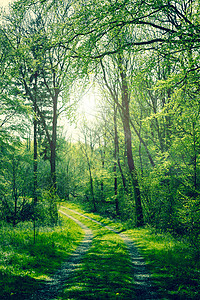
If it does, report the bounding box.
[59,206,158,300]
[31,206,158,299]
[30,211,93,300]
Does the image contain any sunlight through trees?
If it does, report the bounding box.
[0,0,199,254]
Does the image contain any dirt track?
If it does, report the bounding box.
[30,207,158,299]
[30,211,93,300]
[61,207,158,300]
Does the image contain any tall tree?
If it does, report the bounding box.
[2,0,80,195]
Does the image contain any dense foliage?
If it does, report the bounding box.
[0,0,199,249]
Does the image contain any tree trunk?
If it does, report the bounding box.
[33,105,38,205]
[50,93,58,192]
[99,137,105,201]
[12,156,17,227]
[114,102,120,215]
[90,175,96,212]
[87,156,96,212]
[81,142,97,212]
[120,60,144,227]
[192,122,197,190]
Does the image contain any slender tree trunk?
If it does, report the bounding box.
[50,93,58,192]
[33,74,38,243]
[33,106,38,205]
[81,143,97,212]
[101,149,104,196]
[192,122,197,190]
[119,59,144,227]
[66,162,70,200]
[33,107,38,243]
[27,129,31,151]
[114,115,127,193]
[114,103,120,215]
[48,91,59,225]
[89,170,96,212]
[99,137,105,201]
[87,154,96,212]
[12,157,17,227]
[139,118,144,176]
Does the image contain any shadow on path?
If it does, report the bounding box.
[30,212,93,300]
[30,207,158,299]
[63,207,158,299]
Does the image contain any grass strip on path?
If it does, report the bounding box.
[59,206,136,300]
[61,202,200,300]
[31,211,93,300]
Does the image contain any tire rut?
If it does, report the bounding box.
[30,211,93,300]
[31,207,158,299]
[61,206,158,300]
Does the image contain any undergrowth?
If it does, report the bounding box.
[0,214,83,299]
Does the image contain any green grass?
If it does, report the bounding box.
[59,206,135,299]
[126,228,200,299]
[3,199,199,299]
[0,214,84,299]
[61,202,200,299]
[60,202,125,232]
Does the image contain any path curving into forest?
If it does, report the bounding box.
[61,207,158,300]
[30,207,158,299]
[30,211,93,300]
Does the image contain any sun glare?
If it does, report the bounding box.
[0,0,12,7]
[79,92,97,120]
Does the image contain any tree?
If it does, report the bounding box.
[0,141,33,226]
[96,50,144,225]
[71,0,200,61]
[2,0,80,193]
